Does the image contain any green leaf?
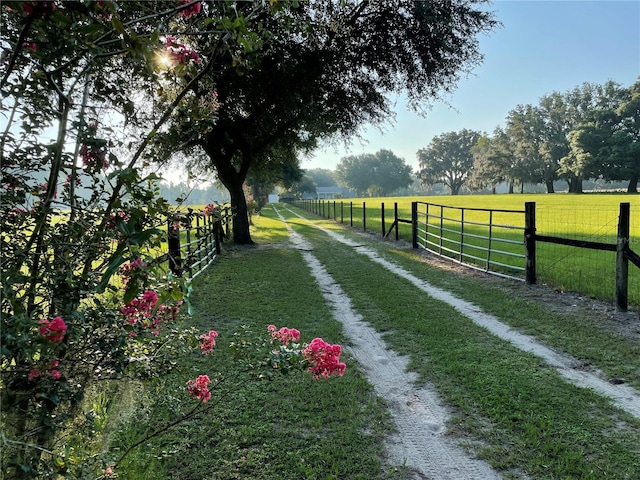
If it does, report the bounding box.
[111,17,126,35]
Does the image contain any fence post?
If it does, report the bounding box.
[524,202,536,285]
[167,220,182,276]
[616,202,630,312]
[340,202,344,223]
[381,202,386,237]
[363,202,366,231]
[394,202,399,241]
[411,202,418,248]
[350,202,353,227]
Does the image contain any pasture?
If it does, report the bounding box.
[299,193,640,307]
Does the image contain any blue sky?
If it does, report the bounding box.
[305,0,640,173]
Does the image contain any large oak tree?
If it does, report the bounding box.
[417,129,483,195]
[157,0,498,243]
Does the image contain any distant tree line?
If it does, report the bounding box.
[158,181,229,206]
[418,79,640,195]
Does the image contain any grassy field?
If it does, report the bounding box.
[295,193,640,306]
[111,206,640,479]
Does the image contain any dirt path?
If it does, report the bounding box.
[274,207,502,479]
[282,206,640,421]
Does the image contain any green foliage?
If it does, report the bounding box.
[0,1,225,477]
[335,149,413,197]
[152,0,498,243]
[417,129,483,195]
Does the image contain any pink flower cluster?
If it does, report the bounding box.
[107,210,130,229]
[268,325,300,346]
[186,374,211,402]
[22,1,55,17]
[118,258,145,279]
[164,36,201,64]
[121,291,182,335]
[203,203,218,216]
[80,144,108,172]
[29,359,61,381]
[178,0,201,18]
[199,330,218,354]
[38,316,67,344]
[121,290,158,329]
[303,338,346,379]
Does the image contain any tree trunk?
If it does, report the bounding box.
[508,182,514,194]
[203,140,254,244]
[227,180,253,244]
[545,180,555,193]
[567,176,583,193]
[627,174,638,193]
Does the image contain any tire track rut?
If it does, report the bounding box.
[274,206,502,479]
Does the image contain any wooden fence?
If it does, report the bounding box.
[289,199,638,311]
[165,206,231,281]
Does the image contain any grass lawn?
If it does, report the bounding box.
[295,193,640,306]
[112,204,640,479]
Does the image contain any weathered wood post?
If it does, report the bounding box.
[394,202,399,241]
[524,202,536,285]
[381,202,386,237]
[411,202,418,248]
[616,202,630,312]
[167,219,182,276]
[363,202,366,231]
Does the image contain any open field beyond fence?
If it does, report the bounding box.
[292,193,640,308]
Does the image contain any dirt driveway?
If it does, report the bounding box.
[274,205,640,479]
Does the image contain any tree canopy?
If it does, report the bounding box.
[561,79,640,192]
[153,0,498,243]
[334,149,413,196]
[417,129,482,195]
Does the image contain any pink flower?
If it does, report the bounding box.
[28,369,41,379]
[186,375,211,402]
[178,0,201,18]
[199,330,218,354]
[270,326,300,346]
[119,258,145,278]
[203,203,218,216]
[164,36,201,64]
[105,466,114,476]
[303,338,346,379]
[121,290,159,326]
[38,316,67,344]
[80,143,108,172]
[50,370,61,380]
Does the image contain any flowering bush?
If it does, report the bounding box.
[1,1,338,478]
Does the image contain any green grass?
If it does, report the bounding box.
[294,193,640,306]
[112,214,398,479]
[270,204,640,479]
[110,204,640,479]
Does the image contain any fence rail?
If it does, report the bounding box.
[412,202,526,281]
[164,206,231,281]
[289,198,638,311]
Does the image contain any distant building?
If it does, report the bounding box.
[302,186,355,200]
